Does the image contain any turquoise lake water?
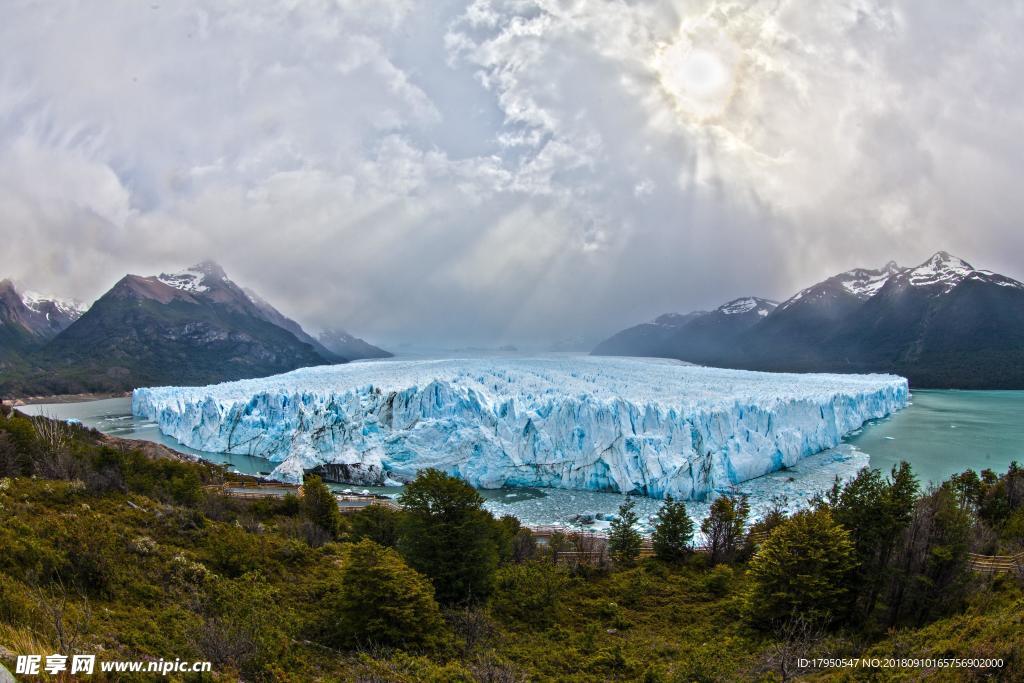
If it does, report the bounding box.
[845,389,1023,487]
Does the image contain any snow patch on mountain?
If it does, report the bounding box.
[837,261,905,299]
[969,270,1024,290]
[156,260,230,294]
[718,297,777,315]
[20,290,86,320]
[906,252,974,292]
[158,270,210,293]
[133,357,908,499]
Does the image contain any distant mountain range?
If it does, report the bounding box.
[0,261,389,396]
[593,252,1024,389]
[318,328,393,361]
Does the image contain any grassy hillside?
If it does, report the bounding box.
[0,407,1021,681]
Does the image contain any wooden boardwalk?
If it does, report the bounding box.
[968,551,1024,575]
[206,481,302,499]
[204,481,398,512]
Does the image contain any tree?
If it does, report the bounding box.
[322,540,445,651]
[301,475,344,539]
[350,503,403,548]
[492,514,523,563]
[885,484,972,627]
[701,495,749,565]
[651,494,694,563]
[397,469,499,605]
[831,462,918,621]
[746,508,856,627]
[608,497,643,566]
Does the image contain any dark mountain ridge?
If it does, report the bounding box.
[0,262,390,396]
[593,252,1024,388]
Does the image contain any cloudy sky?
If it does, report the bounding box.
[2,0,1022,347]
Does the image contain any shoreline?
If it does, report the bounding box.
[3,391,131,406]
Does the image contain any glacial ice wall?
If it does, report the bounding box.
[132,357,908,499]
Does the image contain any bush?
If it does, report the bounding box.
[350,503,403,548]
[490,562,569,628]
[704,564,734,598]
[60,517,128,599]
[0,574,35,626]
[746,508,856,627]
[322,539,446,651]
[491,514,523,564]
[206,525,265,578]
[194,571,289,680]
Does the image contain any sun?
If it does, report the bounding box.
[652,25,740,123]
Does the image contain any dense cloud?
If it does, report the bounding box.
[2,0,1022,347]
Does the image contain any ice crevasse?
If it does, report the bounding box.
[132,357,909,499]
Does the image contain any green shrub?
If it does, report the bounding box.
[61,518,128,598]
[490,561,569,628]
[350,503,403,548]
[0,574,35,625]
[322,539,446,651]
[704,564,734,597]
[206,524,265,578]
[746,508,855,627]
[195,571,290,680]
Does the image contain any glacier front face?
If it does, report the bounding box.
[132,357,908,499]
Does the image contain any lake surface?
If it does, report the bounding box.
[844,389,1023,486]
[17,389,1023,529]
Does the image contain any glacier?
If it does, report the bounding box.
[131,357,908,499]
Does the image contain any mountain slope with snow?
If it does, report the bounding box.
[594,252,1024,388]
[133,357,908,497]
[0,279,84,341]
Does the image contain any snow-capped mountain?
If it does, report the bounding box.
[719,297,778,316]
[0,261,390,395]
[592,297,776,362]
[777,260,905,313]
[594,252,1024,388]
[902,251,974,292]
[0,279,86,366]
[21,290,87,325]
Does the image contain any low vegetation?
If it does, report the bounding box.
[0,404,1021,681]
